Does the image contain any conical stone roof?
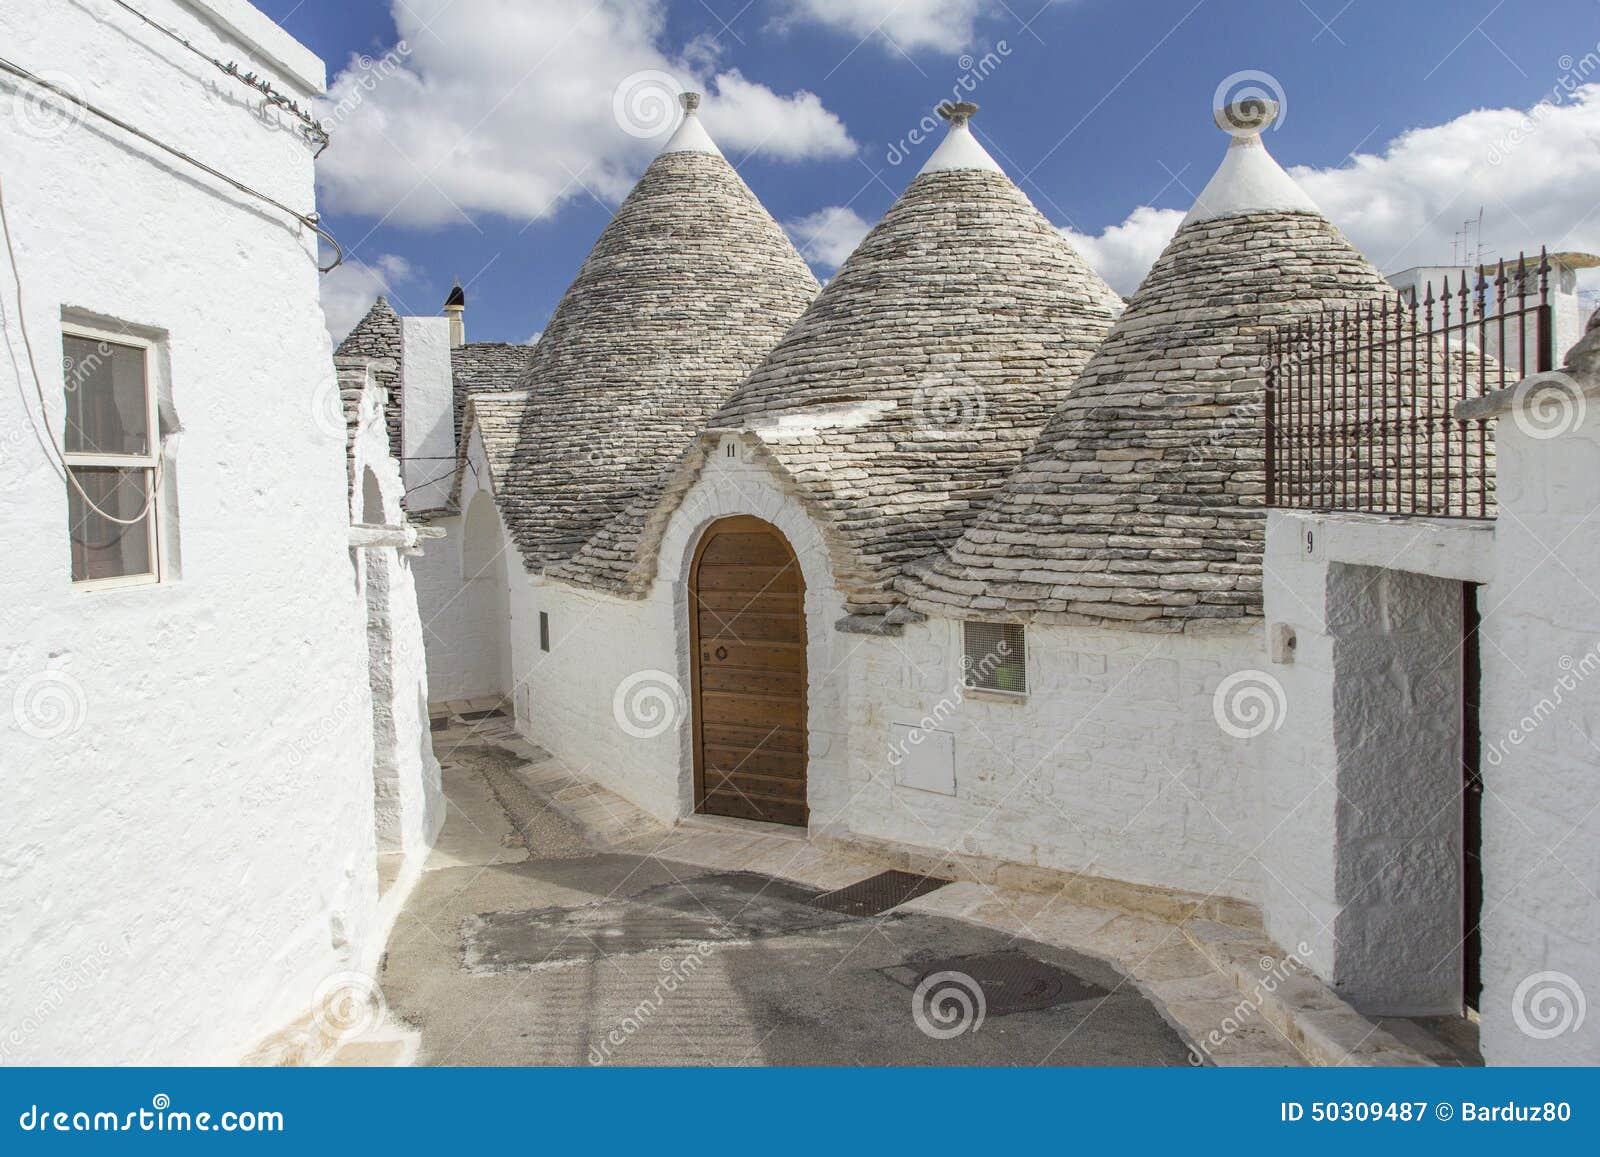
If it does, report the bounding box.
[335,296,403,457]
[903,101,1395,630]
[554,103,1121,613]
[492,94,819,569]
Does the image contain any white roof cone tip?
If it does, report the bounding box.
[918,100,1005,176]
[1181,97,1319,226]
[660,90,724,158]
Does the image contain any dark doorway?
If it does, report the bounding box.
[1461,582,1484,1012]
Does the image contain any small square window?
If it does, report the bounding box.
[963,621,1026,695]
[61,327,160,587]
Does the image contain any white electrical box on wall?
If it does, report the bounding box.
[891,724,956,795]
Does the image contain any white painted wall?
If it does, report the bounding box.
[1264,443,1600,1050]
[0,0,387,1063]
[502,434,1263,907]
[1261,511,1491,1014]
[399,317,453,511]
[346,372,445,863]
[1470,376,1600,1065]
[410,434,517,704]
[843,618,1264,901]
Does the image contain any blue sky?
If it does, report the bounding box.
[254,0,1600,344]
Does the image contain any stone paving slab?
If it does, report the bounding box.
[417,739,1434,1068]
[1181,921,1432,1067]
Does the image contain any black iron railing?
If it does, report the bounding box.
[1266,249,1553,519]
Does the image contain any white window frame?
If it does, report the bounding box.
[61,322,161,591]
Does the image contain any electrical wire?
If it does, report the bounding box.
[0,54,343,272]
[0,173,162,526]
[104,0,331,155]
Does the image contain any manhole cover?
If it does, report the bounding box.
[886,951,1108,1016]
[811,870,950,917]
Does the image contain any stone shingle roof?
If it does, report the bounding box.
[335,297,402,458]
[488,103,819,570]
[902,109,1395,630]
[450,342,531,441]
[553,108,1121,614]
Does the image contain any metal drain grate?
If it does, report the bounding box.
[459,708,508,722]
[811,870,951,917]
[894,951,1108,1016]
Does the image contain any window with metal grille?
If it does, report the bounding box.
[962,621,1026,695]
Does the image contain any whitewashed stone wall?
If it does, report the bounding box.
[410,496,512,703]
[840,620,1263,901]
[347,375,445,863]
[1261,513,1489,1016]
[0,0,392,1062]
[1468,372,1600,1065]
[495,435,853,825]
[399,317,454,512]
[503,433,1262,907]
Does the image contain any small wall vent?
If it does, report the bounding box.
[962,621,1026,695]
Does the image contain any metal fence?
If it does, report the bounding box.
[1265,250,1553,519]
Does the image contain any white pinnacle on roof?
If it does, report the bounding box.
[918,100,1004,175]
[1182,100,1318,226]
[659,90,723,158]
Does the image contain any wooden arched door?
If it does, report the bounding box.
[689,516,808,827]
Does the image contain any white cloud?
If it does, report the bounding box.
[1058,85,1600,299]
[780,0,1035,54]
[701,70,852,161]
[319,254,413,342]
[784,205,872,270]
[1059,206,1185,298]
[315,0,856,229]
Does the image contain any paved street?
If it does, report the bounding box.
[377,727,1196,1066]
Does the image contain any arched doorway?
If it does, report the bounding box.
[689,516,808,827]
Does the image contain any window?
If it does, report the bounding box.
[539,611,550,652]
[962,621,1027,695]
[61,325,160,587]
